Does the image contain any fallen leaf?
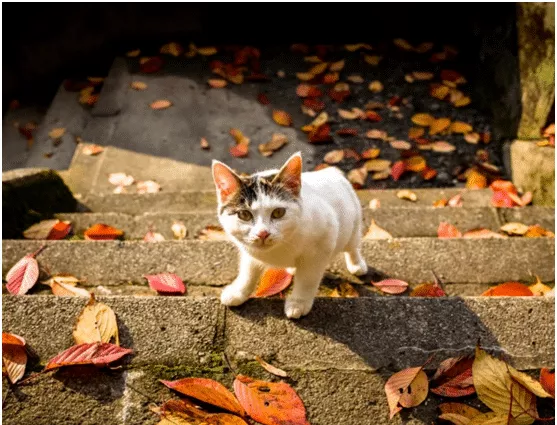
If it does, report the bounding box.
[82,144,105,155]
[361,148,380,160]
[481,282,533,297]
[438,402,482,425]
[364,220,392,240]
[198,46,218,56]
[450,121,473,134]
[431,84,450,100]
[524,224,555,238]
[308,62,328,75]
[137,180,161,194]
[391,161,407,181]
[412,71,434,81]
[540,368,555,398]
[431,356,475,398]
[198,225,228,241]
[44,343,132,371]
[144,231,165,242]
[405,156,427,172]
[23,219,70,240]
[363,55,382,66]
[385,367,429,418]
[410,282,447,297]
[472,346,539,424]
[365,129,388,140]
[345,43,372,52]
[323,150,345,164]
[257,93,270,105]
[368,80,383,93]
[500,222,530,236]
[430,118,451,135]
[528,277,552,296]
[144,273,186,295]
[108,172,134,186]
[255,356,288,378]
[347,167,368,187]
[347,74,364,83]
[365,110,382,122]
[171,221,187,240]
[390,140,412,150]
[408,127,425,139]
[308,124,332,143]
[160,42,184,57]
[372,279,408,295]
[301,105,316,117]
[323,72,339,84]
[130,81,148,91]
[441,70,466,84]
[140,56,164,73]
[432,141,456,153]
[48,128,65,140]
[73,294,119,345]
[369,199,381,209]
[330,282,359,298]
[233,375,309,425]
[303,98,325,112]
[272,110,292,127]
[253,269,293,298]
[329,59,345,72]
[463,132,480,144]
[208,79,228,88]
[411,113,435,127]
[84,223,124,241]
[438,222,462,238]
[5,246,45,295]
[127,49,140,57]
[372,170,391,180]
[150,100,172,110]
[338,108,361,120]
[463,229,506,239]
[397,190,417,202]
[258,133,288,157]
[421,167,438,180]
[47,275,91,297]
[230,143,249,158]
[200,137,211,150]
[466,169,488,189]
[2,332,27,383]
[296,72,314,81]
[364,159,391,172]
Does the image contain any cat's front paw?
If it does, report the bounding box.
[284,298,314,319]
[220,285,250,307]
[347,260,368,276]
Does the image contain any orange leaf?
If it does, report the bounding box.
[323,72,339,84]
[421,167,437,180]
[130,81,147,90]
[308,62,328,75]
[540,368,555,398]
[365,129,388,140]
[160,42,184,57]
[390,140,412,150]
[408,127,425,139]
[440,69,466,84]
[385,367,429,418]
[162,377,246,417]
[429,118,451,135]
[490,180,518,194]
[430,83,450,100]
[150,100,172,110]
[410,283,446,297]
[405,156,426,172]
[491,190,516,208]
[2,332,27,384]
[253,269,293,298]
[431,356,475,398]
[303,98,325,112]
[230,143,249,158]
[432,141,456,153]
[368,80,383,93]
[361,148,380,159]
[233,375,309,425]
[323,149,345,164]
[481,282,534,296]
[257,93,270,105]
[371,279,408,295]
[525,224,555,238]
[363,55,382,65]
[208,79,228,88]
[329,59,345,72]
[412,71,434,80]
[84,224,124,240]
[438,222,462,238]
[391,161,407,181]
[411,113,435,126]
[450,121,473,133]
[44,343,132,371]
[466,169,487,189]
[308,124,332,143]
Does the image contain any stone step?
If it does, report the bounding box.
[54,205,554,240]
[3,238,554,287]
[2,295,554,425]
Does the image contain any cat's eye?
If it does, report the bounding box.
[237,210,253,221]
[271,208,286,219]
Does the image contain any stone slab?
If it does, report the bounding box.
[499,206,555,231]
[2,296,223,366]
[78,188,494,213]
[92,57,129,117]
[225,297,554,371]
[2,238,554,286]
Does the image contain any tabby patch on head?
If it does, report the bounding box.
[212,153,303,250]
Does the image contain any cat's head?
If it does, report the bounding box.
[211,152,303,251]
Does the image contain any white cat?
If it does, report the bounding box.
[211,152,367,319]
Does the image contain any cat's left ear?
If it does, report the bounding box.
[273,152,302,196]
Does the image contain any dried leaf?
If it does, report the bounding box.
[364,220,392,240]
[83,223,123,241]
[22,219,69,240]
[363,55,382,66]
[48,128,65,140]
[500,222,530,236]
[385,367,429,418]
[308,62,328,75]
[198,225,228,241]
[410,282,447,297]
[2,332,27,384]
[432,141,456,153]
[430,118,451,135]
[524,224,555,238]
[466,170,488,189]
[258,133,288,157]
[396,190,417,202]
[230,143,249,158]
[272,110,292,127]
[139,56,164,73]
[170,221,187,240]
[323,150,345,164]
[450,121,473,134]
[253,269,293,298]
[48,276,91,297]
[540,368,555,398]
[208,79,228,89]
[438,222,462,238]
[198,46,218,56]
[345,43,372,52]
[390,140,412,150]
[330,282,359,298]
[199,137,211,150]
[408,127,425,139]
[45,343,132,371]
[255,356,288,377]
[528,277,552,296]
[365,129,388,140]
[441,70,466,84]
[160,42,184,57]
[296,72,314,81]
[130,81,147,91]
[234,375,309,425]
[463,229,506,239]
[303,98,325,112]
[405,156,427,172]
[137,180,161,194]
[143,273,185,295]
[73,294,119,345]
[431,356,475,398]
[368,80,383,93]
[438,403,482,425]
[431,83,450,100]
[464,132,480,144]
[308,124,332,143]
[411,113,435,127]
[347,74,364,83]
[365,110,382,122]
[369,199,381,209]
[481,282,533,297]
[109,172,134,186]
[364,159,391,172]
[372,279,408,295]
[82,144,105,156]
[412,71,434,81]
[338,108,361,120]
[5,248,44,295]
[150,100,172,110]
[347,167,368,187]
[361,148,380,160]
[391,161,407,181]
[393,38,413,51]
[329,59,345,72]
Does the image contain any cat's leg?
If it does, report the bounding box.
[221,252,265,306]
[284,257,328,319]
[344,222,368,276]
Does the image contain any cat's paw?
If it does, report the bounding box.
[284,298,314,319]
[220,285,250,307]
[347,260,368,276]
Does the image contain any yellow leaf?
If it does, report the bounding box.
[365,159,391,172]
[397,190,418,202]
[73,294,119,345]
[472,347,537,425]
[393,38,414,51]
[347,167,368,186]
[363,55,382,66]
[296,72,314,81]
[323,150,345,164]
[429,118,451,135]
[197,46,218,56]
[364,219,392,240]
[411,113,435,127]
[344,43,372,52]
[450,121,473,133]
[160,42,183,57]
[431,84,450,100]
[528,276,552,296]
[304,55,322,63]
[454,96,471,107]
[368,80,383,93]
[308,62,328,75]
[468,413,508,425]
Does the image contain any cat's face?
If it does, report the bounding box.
[212,153,302,251]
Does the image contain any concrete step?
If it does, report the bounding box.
[2,295,553,425]
[3,238,554,287]
[54,205,555,240]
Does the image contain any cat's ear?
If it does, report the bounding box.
[273,152,302,196]
[212,160,241,203]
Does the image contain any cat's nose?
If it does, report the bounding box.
[257,230,270,240]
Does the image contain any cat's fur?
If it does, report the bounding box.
[211,152,367,319]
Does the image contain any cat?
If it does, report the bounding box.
[211,152,368,319]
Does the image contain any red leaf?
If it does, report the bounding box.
[230,143,249,158]
[328,89,350,103]
[5,246,45,295]
[421,167,438,181]
[388,96,402,107]
[390,161,407,181]
[233,375,309,425]
[481,282,534,297]
[139,57,164,73]
[540,368,555,398]
[490,180,518,195]
[44,343,132,371]
[144,273,186,295]
[308,124,332,143]
[336,128,359,137]
[253,269,293,298]
[84,223,124,240]
[48,221,72,240]
[371,279,409,295]
[365,111,382,122]
[491,190,517,208]
[303,98,325,112]
[161,377,246,417]
[438,222,462,238]
[410,283,447,297]
[257,93,270,105]
[431,356,475,398]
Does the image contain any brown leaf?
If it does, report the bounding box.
[431,356,475,398]
[408,127,425,139]
[410,282,447,297]
[524,224,555,238]
[323,149,345,164]
[347,167,368,187]
[432,141,456,153]
[430,84,450,100]
[330,282,359,298]
[411,113,435,127]
[255,356,288,377]
[258,133,288,157]
[307,124,332,143]
[200,137,211,150]
[82,144,105,156]
[365,159,391,172]
[84,224,124,241]
[346,74,364,83]
[365,110,382,122]
[363,55,382,66]
[372,279,408,294]
[344,43,372,52]
[412,71,434,81]
[130,81,148,90]
[405,156,426,172]
[73,294,119,345]
[253,269,293,298]
[48,128,66,140]
[336,128,359,137]
[500,222,530,236]
[463,229,506,239]
[421,167,438,180]
[44,343,132,371]
[308,62,328,75]
[296,72,314,81]
[2,332,27,384]
[429,118,451,135]
[137,180,161,194]
[139,56,164,73]
[441,69,466,84]
[329,59,345,72]
[198,46,218,56]
[390,140,412,150]
[150,100,172,110]
[160,42,184,57]
[393,38,414,51]
[47,275,91,297]
[272,110,292,127]
[385,367,428,418]
[233,375,309,425]
[438,222,462,238]
[365,129,388,140]
[364,220,392,240]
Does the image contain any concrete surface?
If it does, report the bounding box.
[2,238,554,286]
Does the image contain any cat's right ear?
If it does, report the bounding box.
[212,160,241,203]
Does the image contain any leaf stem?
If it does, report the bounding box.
[32,245,47,258]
